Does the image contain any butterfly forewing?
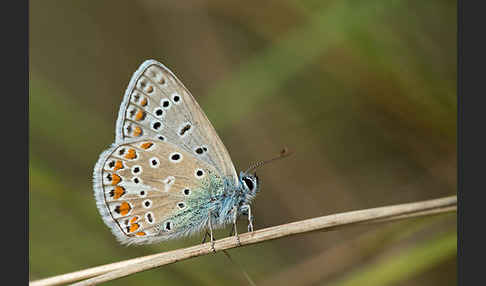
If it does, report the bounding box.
[94,138,225,245]
[115,60,238,184]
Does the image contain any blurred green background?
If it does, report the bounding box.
[29,0,457,285]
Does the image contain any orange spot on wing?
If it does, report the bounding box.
[116,202,131,216]
[114,160,124,171]
[136,232,146,236]
[135,110,145,121]
[130,216,139,224]
[124,149,137,160]
[141,142,153,149]
[133,127,142,137]
[111,174,121,185]
[129,223,140,233]
[112,186,126,199]
[140,98,148,106]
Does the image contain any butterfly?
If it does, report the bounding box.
[93,59,260,249]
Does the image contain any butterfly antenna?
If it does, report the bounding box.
[222,250,257,286]
[245,147,293,174]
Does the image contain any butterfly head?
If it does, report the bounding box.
[239,171,259,196]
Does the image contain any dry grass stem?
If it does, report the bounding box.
[29,196,456,286]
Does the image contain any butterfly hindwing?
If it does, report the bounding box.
[115,60,238,185]
[93,138,226,245]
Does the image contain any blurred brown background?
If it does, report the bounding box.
[29,0,457,285]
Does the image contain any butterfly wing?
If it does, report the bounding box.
[93,138,226,245]
[115,59,238,185]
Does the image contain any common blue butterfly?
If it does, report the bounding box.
[93,60,259,250]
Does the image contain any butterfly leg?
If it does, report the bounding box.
[201,231,210,244]
[243,204,254,232]
[208,212,216,253]
[232,206,241,246]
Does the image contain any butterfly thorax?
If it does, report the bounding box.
[199,172,258,227]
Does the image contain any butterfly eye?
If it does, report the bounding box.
[243,177,255,191]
